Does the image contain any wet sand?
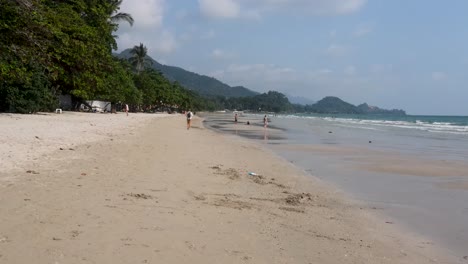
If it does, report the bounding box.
[203,113,468,260]
[0,112,464,263]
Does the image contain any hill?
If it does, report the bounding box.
[286,94,315,105]
[116,49,258,98]
[357,103,406,115]
[308,96,361,114]
[303,97,406,115]
[115,50,406,115]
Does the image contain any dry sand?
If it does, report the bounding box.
[0,112,464,263]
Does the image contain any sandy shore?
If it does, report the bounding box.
[0,112,463,263]
[0,112,170,175]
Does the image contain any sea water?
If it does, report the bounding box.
[204,113,468,257]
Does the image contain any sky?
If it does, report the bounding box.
[116,0,468,115]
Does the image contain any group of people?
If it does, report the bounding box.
[123,108,269,130]
[234,113,268,128]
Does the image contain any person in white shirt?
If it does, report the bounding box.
[186,110,193,130]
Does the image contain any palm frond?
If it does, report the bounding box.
[111,12,134,26]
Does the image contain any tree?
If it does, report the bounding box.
[108,0,134,26]
[129,43,152,74]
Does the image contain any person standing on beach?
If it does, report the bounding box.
[234,113,238,123]
[125,104,129,116]
[263,115,268,128]
[186,110,193,130]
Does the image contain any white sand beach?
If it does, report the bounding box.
[0,112,463,263]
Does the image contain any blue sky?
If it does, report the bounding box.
[116,0,468,115]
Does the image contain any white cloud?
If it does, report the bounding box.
[306,69,333,79]
[198,0,240,18]
[326,44,348,57]
[344,65,356,75]
[201,29,216,39]
[115,33,134,52]
[175,9,189,20]
[117,30,177,55]
[115,0,180,54]
[315,69,333,75]
[155,31,177,54]
[353,23,373,37]
[260,0,367,15]
[331,0,367,14]
[119,0,165,29]
[179,32,192,42]
[432,72,447,81]
[198,0,367,19]
[370,64,393,74]
[211,63,297,85]
[211,49,236,59]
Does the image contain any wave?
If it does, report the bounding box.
[279,114,468,135]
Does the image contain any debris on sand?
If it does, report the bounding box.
[285,193,313,206]
[127,193,153,200]
[279,207,305,213]
[250,174,266,185]
[193,194,206,201]
[211,166,240,180]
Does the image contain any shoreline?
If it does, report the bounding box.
[202,112,468,259]
[0,112,463,263]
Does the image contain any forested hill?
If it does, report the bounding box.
[308,96,359,114]
[300,96,406,115]
[116,49,259,98]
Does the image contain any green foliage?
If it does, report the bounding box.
[0,0,205,114]
[0,0,279,114]
[357,103,406,115]
[129,43,152,74]
[306,96,362,114]
[116,49,259,98]
[97,58,142,104]
[0,0,117,111]
[209,91,293,113]
[1,65,58,113]
[132,69,206,112]
[109,0,134,26]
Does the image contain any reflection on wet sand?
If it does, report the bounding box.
[202,113,286,141]
[275,144,468,178]
[435,181,468,190]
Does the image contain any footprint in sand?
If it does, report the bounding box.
[126,193,153,199]
[210,166,241,180]
[279,207,305,213]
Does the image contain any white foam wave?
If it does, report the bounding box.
[280,115,468,135]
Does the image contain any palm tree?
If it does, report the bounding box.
[129,43,152,74]
[109,0,134,26]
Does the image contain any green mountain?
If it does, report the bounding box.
[308,96,361,114]
[115,50,406,115]
[116,49,258,98]
[357,103,406,115]
[304,97,406,115]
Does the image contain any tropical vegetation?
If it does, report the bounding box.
[0,0,204,113]
[0,0,405,115]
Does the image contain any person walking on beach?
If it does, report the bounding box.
[125,104,129,116]
[186,110,193,130]
[234,113,238,123]
[263,115,268,128]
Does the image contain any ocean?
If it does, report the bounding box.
[203,112,468,258]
